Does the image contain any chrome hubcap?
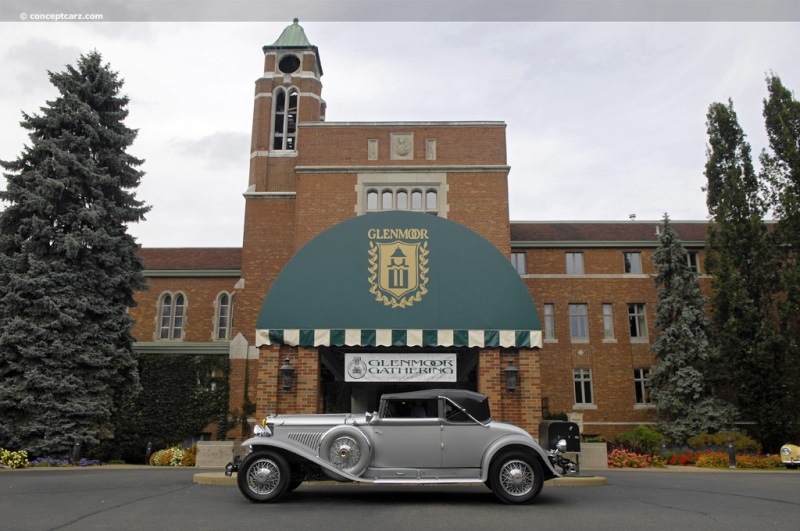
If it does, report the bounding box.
[499,460,533,496]
[247,459,280,494]
[329,436,361,469]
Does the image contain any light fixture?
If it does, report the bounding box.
[503,358,519,393]
[279,357,294,392]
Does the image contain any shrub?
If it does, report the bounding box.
[688,432,760,453]
[28,457,101,467]
[182,444,197,467]
[735,454,782,469]
[149,445,196,466]
[663,450,698,466]
[695,451,730,468]
[0,448,28,469]
[608,448,666,468]
[615,425,664,456]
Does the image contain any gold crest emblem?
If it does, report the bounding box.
[368,237,429,308]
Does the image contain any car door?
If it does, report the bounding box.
[440,399,495,468]
[371,398,441,469]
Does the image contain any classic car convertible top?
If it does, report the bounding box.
[226,389,573,504]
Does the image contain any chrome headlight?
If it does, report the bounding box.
[253,424,272,437]
[781,446,791,456]
[556,439,568,453]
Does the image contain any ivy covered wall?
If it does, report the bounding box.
[93,353,230,463]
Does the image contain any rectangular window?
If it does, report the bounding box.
[566,252,585,275]
[602,303,615,339]
[573,368,593,404]
[569,304,589,341]
[686,251,700,273]
[628,303,648,339]
[634,368,651,404]
[511,252,526,275]
[624,252,642,274]
[543,304,555,340]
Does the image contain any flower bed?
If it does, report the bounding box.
[608,449,665,468]
[149,444,197,466]
[1,448,28,469]
[28,457,102,467]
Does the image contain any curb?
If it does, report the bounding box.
[192,472,607,487]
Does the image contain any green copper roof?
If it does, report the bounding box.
[256,211,541,348]
[271,18,312,47]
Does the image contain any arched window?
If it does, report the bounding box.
[216,292,234,340]
[159,292,185,340]
[381,190,393,210]
[396,190,408,210]
[411,190,423,210]
[426,189,438,211]
[366,190,378,211]
[272,87,298,151]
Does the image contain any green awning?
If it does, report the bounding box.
[257,211,541,349]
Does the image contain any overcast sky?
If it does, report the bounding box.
[1,2,798,248]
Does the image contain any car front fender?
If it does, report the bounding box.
[480,434,561,482]
[240,437,366,483]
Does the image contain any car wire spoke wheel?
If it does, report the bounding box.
[246,457,281,495]
[328,436,361,470]
[499,459,534,496]
[237,451,291,503]
[488,451,543,504]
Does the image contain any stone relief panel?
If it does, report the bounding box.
[390,132,413,160]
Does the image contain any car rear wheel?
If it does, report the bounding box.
[488,451,544,505]
[237,450,291,503]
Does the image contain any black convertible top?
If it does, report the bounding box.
[380,389,491,422]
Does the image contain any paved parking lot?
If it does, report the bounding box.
[1,467,798,531]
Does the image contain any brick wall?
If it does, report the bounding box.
[131,276,238,342]
[516,245,711,439]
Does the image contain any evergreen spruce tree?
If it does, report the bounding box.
[0,52,149,456]
[649,214,736,445]
[704,99,786,452]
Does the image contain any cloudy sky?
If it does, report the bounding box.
[1,1,798,248]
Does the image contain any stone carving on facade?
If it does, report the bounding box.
[390,132,413,160]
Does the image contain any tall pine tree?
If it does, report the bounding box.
[649,214,736,444]
[0,52,149,456]
[704,99,786,452]
[761,74,800,444]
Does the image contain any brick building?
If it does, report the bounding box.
[131,20,710,441]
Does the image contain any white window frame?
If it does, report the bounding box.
[566,252,585,275]
[158,292,186,340]
[215,292,234,340]
[356,173,448,217]
[628,303,648,341]
[511,252,526,275]
[573,368,594,405]
[686,251,700,273]
[624,252,643,274]
[569,303,589,342]
[602,303,615,340]
[543,303,556,341]
[634,368,652,405]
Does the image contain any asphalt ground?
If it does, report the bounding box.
[1,466,798,531]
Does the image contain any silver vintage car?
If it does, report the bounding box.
[225,389,573,504]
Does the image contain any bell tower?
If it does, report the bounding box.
[248,18,325,192]
[235,20,325,356]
